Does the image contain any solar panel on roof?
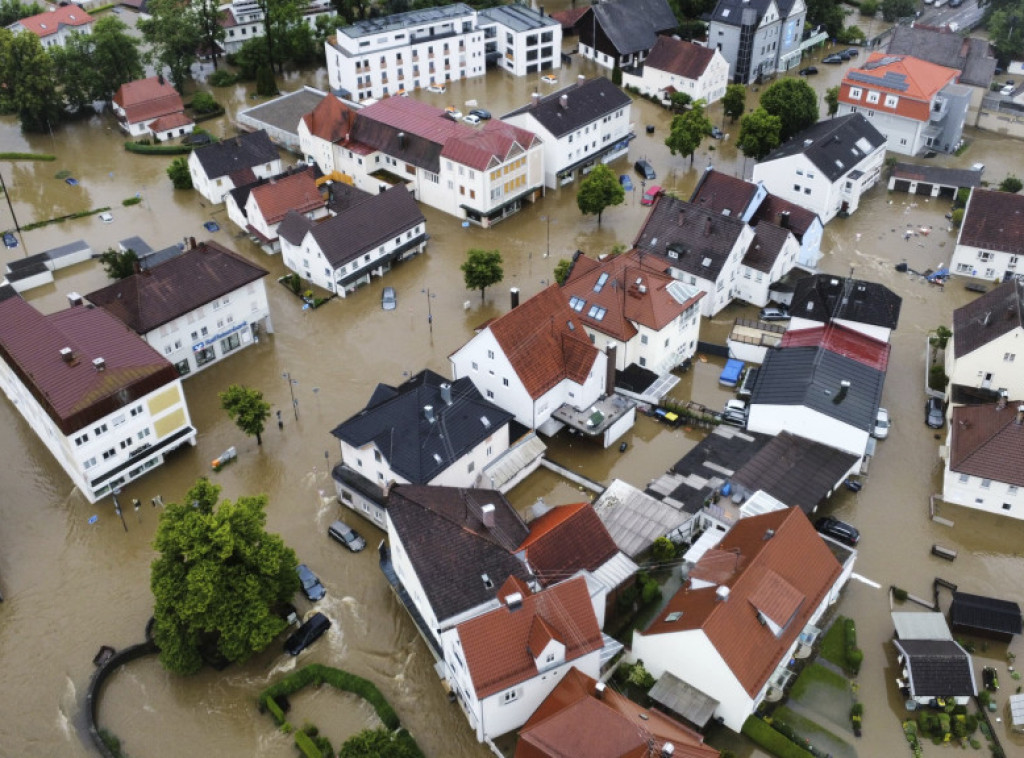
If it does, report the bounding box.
[847,70,909,92]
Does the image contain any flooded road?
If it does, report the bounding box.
[2,16,1024,757]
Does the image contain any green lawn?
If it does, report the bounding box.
[790,662,850,700]
[774,706,857,758]
[819,615,849,670]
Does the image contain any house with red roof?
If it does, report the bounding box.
[442,575,606,743]
[560,250,704,377]
[631,508,851,732]
[450,285,634,439]
[112,76,194,141]
[950,188,1024,283]
[837,53,970,156]
[298,93,544,227]
[621,35,729,106]
[516,667,720,758]
[224,165,328,250]
[0,285,196,504]
[8,5,92,48]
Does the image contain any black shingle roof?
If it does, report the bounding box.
[502,77,631,138]
[750,346,885,432]
[589,0,677,56]
[192,130,279,180]
[790,274,902,331]
[950,591,1023,637]
[330,369,513,484]
[760,114,886,183]
[386,484,533,623]
[895,639,976,697]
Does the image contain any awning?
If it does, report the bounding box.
[648,671,720,728]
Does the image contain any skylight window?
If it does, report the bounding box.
[587,305,607,320]
[593,272,609,292]
[569,295,586,311]
[480,415,491,428]
[666,611,684,622]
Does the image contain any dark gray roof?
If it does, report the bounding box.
[478,4,558,32]
[750,345,885,432]
[950,591,1023,637]
[791,274,902,331]
[279,185,424,269]
[330,369,513,484]
[192,130,279,180]
[41,239,90,261]
[744,221,791,273]
[237,87,326,136]
[952,280,1024,359]
[633,194,748,281]
[894,639,976,697]
[119,236,153,255]
[761,114,886,183]
[138,245,184,271]
[590,0,677,55]
[711,0,772,26]
[386,484,533,623]
[891,162,982,189]
[502,77,631,138]
[886,27,996,88]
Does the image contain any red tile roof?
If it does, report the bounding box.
[457,576,603,699]
[642,508,843,697]
[949,402,1024,487]
[780,323,891,371]
[250,170,324,225]
[643,35,717,80]
[148,112,194,133]
[517,667,719,758]
[15,5,92,38]
[518,503,621,587]
[839,54,959,122]
[958,188,1024,256]
[442,120,538,171]
[113,77,186,125]
[302,93,358,143]
[0,292,178,435]
[485,284,601,399]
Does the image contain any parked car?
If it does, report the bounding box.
[328,520,366,552]
[873,408,890,439]
[823,54,844,64]
[721,399,748,427]
[925,396,945,429]
[710,126,724,139]
[844,48,859,58]
[463,113,481,125]
[635,159,656,180]
[619,174,634,191]
[759,306,790,321]
[296,563,325,602]
[640,184,663,205]
[469,108,491,120]
[799,66,819,76]
[815,516,860,546]
[284,612,331,656]
[839,49,855,60]
[2,231,17,248]
[99,212,114,223]
[541,73,558,84]
[444,107,463,120]
[426,84,446,94]
[381,286,397,311]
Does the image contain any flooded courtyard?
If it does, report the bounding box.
[1,21,1024,757]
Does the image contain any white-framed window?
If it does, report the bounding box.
[1009,485,1019,496]
[502,688,519,704]
[849,87,862,100]
[1005,353,1016,362]
[959,473,969,483]
[884,94,898,108]
[982,479,992,489]
[866,91,879,104]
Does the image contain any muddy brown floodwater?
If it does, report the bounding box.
[2,16,1024,757]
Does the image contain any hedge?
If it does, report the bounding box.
[259,664,400,730]
[22,207,112,231]
[124,142,193,155]
[0,152,55,161]
[294,729,323,758]
[265,695,286,725]
[741,716,815,758]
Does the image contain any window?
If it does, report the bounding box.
[866,91,879,104]
[982,479,992,489]
[1004,503,1012,511]
[1005,353,1016,362]
[959,473,969,483]
[502,377,509,386]
[341,490,353,503]
[138,428,151,441]
[220,333,240,353]
[175,359,191,376]
[641,335,648,345]
[102,448,116,461]
[849,87,862,100]
[195,346,216,367]
[94,423,108,436]
[569,296,586,311]
[120,438,133,450]
[83,456,97,470]
[130,406,143,417]
[467,461,475,473]
[884,94,898,108]
[374,450,382,462]
[1009,486,1019,496]
[74,433,89,446]
[502,689,519,704]
[793,184,801,192]
[486,389,494,399]
[487,350,495,359]
[471,361,478,371]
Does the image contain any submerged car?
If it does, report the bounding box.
[2,231,17,248]
[925,396,945,429]
[635,159,656,181]
[815,516,860,546]
[328,520,366,552]
[873,408,890,439]
[823,54,844,64]
[759,306,790,321]
[296,563,325,602]
[469,108,491,120]
[381,286,397,311]
[284,612,331,655]
[619,174,634,192]
[799,66,819,76]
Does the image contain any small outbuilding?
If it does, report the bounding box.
[949,591,1023,643]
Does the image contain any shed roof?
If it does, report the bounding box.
[950,591,1023,637]
[894,639,976,697]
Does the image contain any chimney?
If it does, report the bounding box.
[595,681,606,699]
[703,217,712,236]
[481,503,495,527]
[66,292,83,307]
[424,405,435,423]
[510,286,520,309]
[764,528,775,540]
[577,74,585,87]
[778,211,790,229]
[559,94,569,109]
[1017,406,1024,425]
[398,131,406,149]
[189,236,197,250]
[716,585,730,602]
[440,382,453,405]
[157,73,165,86]
[661,745,675,758]
[833,379,850,404]
[998,392,1008,410]
[605,344,617,395]
[531,92,540,108]
[92,357,106,372]
[505,592,523,610]
[60,347,74,363]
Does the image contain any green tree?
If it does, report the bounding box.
[881,0,916,21]
[0,0,42,26]
[256,64,278,96]
[150,479,300,675]
[338,728,418,758]
[760,78,818,142]
[860,0,878,15]
[88,15,145,101]
[194,0,226,70]
[99,247,139,279]
[461,248,504,301]
[219,384,271,446]
[737,108,782,161]
[1001,175,1023,193]
[825,85,840,117]
[139,0,203,94]
[723,83,746,123]
[49,33,94,112]
[576,163,625,226]
[669,91,692,113]
[167,156,194,189]
[665,99,712,166]
[990,2,1024,63]
[805,0,845,36]
[0,30,62,133]
[190,91,219,114]
[553,258,572,286]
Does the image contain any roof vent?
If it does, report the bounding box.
[60,347,74,363]
[577,74,585,87]
[803,138,813,147]
[531,92,540,108]
[433,452,443,464]
[424,404,435,423]
[559,94,569,109]
[662,745,675,758]
[716,585,730,602]
[481,503,495,527]
[398,131,406,148]
[764,528,775,540]
[67,292,83,307]
[595,681,606,698]
[440,382,453,406]
[481,573,494,589]
[1017,406,1024,425]
[480,415,491,428]
[92,357,106,372]
[505,592,523,610]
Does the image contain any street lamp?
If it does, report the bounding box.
[421,288,436,335]
[540,215,552,258]
[283,371,299,420]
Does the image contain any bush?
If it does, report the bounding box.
[741,716,814,758]
[860,0,878,14]
[640,575,662,605]
[167,156,193,190]
[951,208,965,228]
[295,728,326,758]
[122,196,142,207]
[847,647,864,675]
[190,91,219,115]
[651,536,676,563]
[125,141,192,155]
[892,586,908,601]
[0,151,55,161]
[265,695,286,725]
[999,175,1023,194]
[208,69,238,87]
[929,365,948,392]
[259,664,401,731]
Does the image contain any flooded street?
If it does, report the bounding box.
[2,18,1024,757]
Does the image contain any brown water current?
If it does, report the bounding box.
[1,20,1024,757]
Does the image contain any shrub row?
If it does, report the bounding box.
[844,617,863,675]
[294,728,323,758]
[122,196,142,207]
[0,151,55,161]
[259,663,400,730]
[22,207,111,231]
[124,141,192,155]
[741,716,814,758]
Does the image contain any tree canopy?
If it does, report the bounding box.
[461,248,504,301]
[338,728,419,758]
[220,384,272,446]
[665,99,712,166]
[723,83,747,124]
[0,0,42,27]
[737,108,782,161]
[151,479,300,675]
[989,1,1024,64]
[139,0,203,93]
[553,258,572,286]
[759,78,819,143]
[805,0,846,36]
[576,163,625,225]
[825,85,840,118]
[881,0,916,22]
[0,29,62,133]
[99,247,139,279]
[167,156,193,189]
[999,175,1023,193]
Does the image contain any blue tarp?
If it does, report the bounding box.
[720,359,744,387]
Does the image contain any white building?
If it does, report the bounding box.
[752,113,887,224]
[788,274,903,344]
[224,166,328,251]
[951,189,1024,282]
[0,287,196,503]
[8,5,93,48]
[112,76,194,141]
[477,4,561,77]
[219,0,334,54]
[621,35,729,105]
[85,240,272,379]
[501,76,633,189]
[188,130,283,205]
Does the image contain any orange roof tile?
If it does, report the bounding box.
[643,508,843,697]
[250,170,324,225]
[518,503,621,587]
[457,577,603,699]
[839,53,959,122]
[442,120,538,171]
[486,285,601,399]
[780,323,890,371]
[15,5,92,38]
[301,93,358,144]
[113,77,185,125]
[148,112,194,133]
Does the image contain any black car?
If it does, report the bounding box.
[296,563,325,601]
[284,612,331,655]
[925,396,945,429]
[844,48,859,58]
[823,54,844,64]
[635,160,656,181]
[799,66,819,76]
[469,108,491,120]
[815,517,860,547]
[328,520,366,552]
